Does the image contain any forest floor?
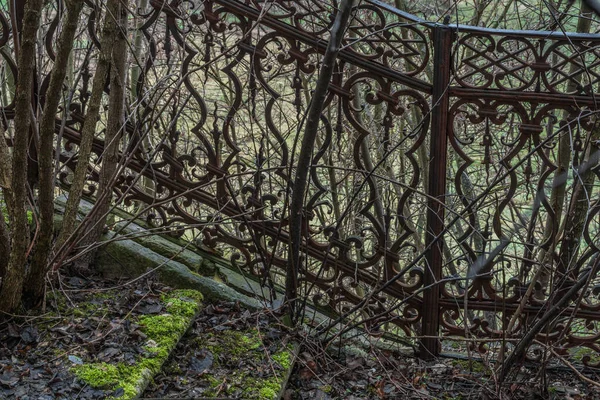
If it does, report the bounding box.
[1,273,600,399]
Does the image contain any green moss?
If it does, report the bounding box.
[166,289,204,304]
[72,289,203,399]
[203,329,263,360]
[140,289,203,346]
[253,378,280,398]
[72,362,139,399]
[262,378,282,398]
[197,329,294,400]
[451,359,487,373]
[73,363,120,388]
[211,374,281,399]
[206,375,221,388]
[320,385,333,394]
[240,332,262,350]
[46,291,68,313]
[74,287,288,400]
[139,314,188,340]
[272,349,292,369]
[92,290,119,300]
[54,290,119,318]
[162,297,197,318]
[450,341,462,350]
[163,362,182,375]
[198,259,217,276]
[74,300,109,317]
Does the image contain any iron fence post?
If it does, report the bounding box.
[419,22,453,360]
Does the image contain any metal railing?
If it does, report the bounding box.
[1,0,600,362]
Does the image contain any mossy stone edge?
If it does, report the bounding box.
[72,289,203,399]
[53,196,264,310]
[190,329,299,399]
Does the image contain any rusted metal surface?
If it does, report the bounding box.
[1,0,600,362]
[420,23,453,360]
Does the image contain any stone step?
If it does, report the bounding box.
[72,289,298,400]
[72,290,204,399]
[143,323,298,399]
[53,195,265,310]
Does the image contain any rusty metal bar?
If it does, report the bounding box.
[419,23,453,360]
[448,87,600,107]
[212,0,433,93]
[366,0,600,39]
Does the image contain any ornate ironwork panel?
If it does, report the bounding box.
[1,0,600,362]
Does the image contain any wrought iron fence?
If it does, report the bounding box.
[1,0,600,362]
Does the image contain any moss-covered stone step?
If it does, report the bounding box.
[201,330,296,399]
[72,289,203,399]
[53,195,265,310]
[94,230,263,310]
[154,326,298,400]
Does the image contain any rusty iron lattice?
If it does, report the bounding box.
[1,0,600,362]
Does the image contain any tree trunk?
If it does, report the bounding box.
[54,0,120,261]
[0,195,9,279]
[557,120,600,277]
[0,46,15,107]
[1,123,11,279]
[0,0,44,314]
[130,0,154,200]
[536,2,592,298]
[287,0,355,323]
[0,122,11,190]
[130,0,148,99]
[26,0,85,305]
[76,0,129,269]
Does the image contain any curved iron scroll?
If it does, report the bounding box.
[1,0,600,363]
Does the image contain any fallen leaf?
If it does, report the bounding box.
[189,351,214,374]
[20,326,39,344]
